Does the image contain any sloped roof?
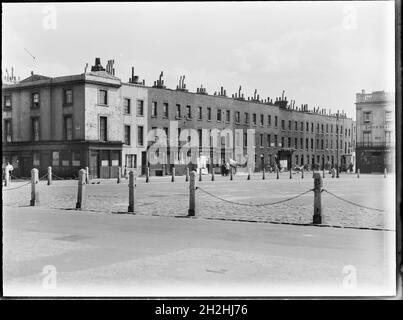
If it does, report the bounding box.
[20,74,51,83]
[86,70,120,80]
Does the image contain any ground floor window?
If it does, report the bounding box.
[72,151,81,167]
[33,152,40,166]
[11,155,19,168]
[52,151,60,167]
[125,154,137,168]
[111,150,120,166]
[101,150,109,167]
[61,151,70,167]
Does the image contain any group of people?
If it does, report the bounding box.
[220,161,231,176]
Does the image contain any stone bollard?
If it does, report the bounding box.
[313,173,323,224]
[276,168,279,179]
[322,167,325,179]
[30,168,39,206]
[186,167,189,182]
[230,167,233,180]
[128,171,136,213]
[171,167,175,182]
[262,169,265,180]
[301,168,304,179]
[75,169,86,209]
[247,168,251,180]
[4,166,10,187]
[85,166,90,184]
[289,168,292,179]
[211,167,215,181]
[357,169,360,179]
[47,166,52,185]
[199,169,202,182]
[117,167,122,184]
[384,168,387,178]
[188,171,197,217]
[146,167,150,183]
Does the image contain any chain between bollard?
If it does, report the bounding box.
[196,187,313,207]
[3,172,47,191]
[2,180,32,191]
[322,189,388,212]
[39,173,49,181]
[52,173,65,180]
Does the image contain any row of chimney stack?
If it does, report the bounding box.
[3,67,20,84]
[214,86,227,97]
[176,75,187,91]
[80,59,349,119]
[106,60,115,76]
[128,67,145,85]
[196,85,207,94]
[153,71,166,88]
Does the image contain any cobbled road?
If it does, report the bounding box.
[3,172,395,230]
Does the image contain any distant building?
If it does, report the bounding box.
[355,90,395,173]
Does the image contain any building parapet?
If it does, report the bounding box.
[356,90,394,104]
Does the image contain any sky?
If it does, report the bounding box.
[2,1,395,120]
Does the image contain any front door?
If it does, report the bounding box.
[20,156,32,178]
[141,151,147,175]
[90,151,100,179]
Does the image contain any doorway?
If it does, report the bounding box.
[141,151,147,175]
[90,151,100,179]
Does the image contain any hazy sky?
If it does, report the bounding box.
[2,1,395,120]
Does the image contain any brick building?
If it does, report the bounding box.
[355,90,395,173]
[146,74,353,176]
[2,58,354,178]
[2,59,148,178]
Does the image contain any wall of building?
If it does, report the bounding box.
[120,83,148,170]
[2,68,356,178]
[2,78,86,143]
[147,86,353,174]
[84,78,122,141]
[355,90,395,173]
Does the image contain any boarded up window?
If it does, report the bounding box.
[33,152,40,166]
[52,152,60,167]
[64,116,73,140]
[72,151,81,166]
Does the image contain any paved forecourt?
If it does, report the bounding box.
[3,171,395,230]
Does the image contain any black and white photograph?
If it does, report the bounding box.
[1,1,400,300]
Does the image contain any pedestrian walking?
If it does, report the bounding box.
[225,161,230,176]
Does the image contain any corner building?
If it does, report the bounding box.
[2,59,148,178]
